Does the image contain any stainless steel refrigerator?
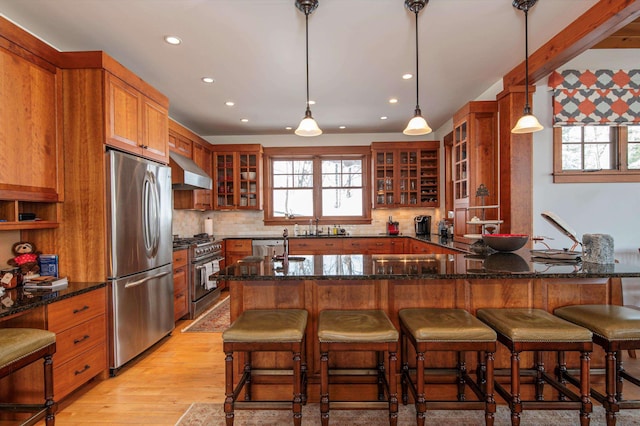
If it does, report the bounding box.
[105,149,174,374]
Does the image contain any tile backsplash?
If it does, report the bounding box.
[173,208,442,239]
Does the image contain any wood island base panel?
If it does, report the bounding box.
[217,253,640,403]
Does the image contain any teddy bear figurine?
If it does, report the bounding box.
[8,241,41,277]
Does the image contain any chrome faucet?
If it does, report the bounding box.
[282,228,289,265]
[315,217,319,236]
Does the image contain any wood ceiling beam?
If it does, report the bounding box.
[592,17,640,48]
[503,0,640,88]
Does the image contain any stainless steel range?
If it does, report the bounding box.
[173,235,224,319]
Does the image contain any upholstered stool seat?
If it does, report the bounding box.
[555,304,640,426]
[223,309,308,426]
[318,309,399,426]
[399,308,497,426]
[0,328,57,425]
[477,308,593,426]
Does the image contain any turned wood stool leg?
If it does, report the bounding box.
[485,351,496,426]
[416,350,426,426]
[616,350,624,401]
[44,353,55,426]
[377,351,385,401]
[457,351,467,401]
[293,349,302,426]
[389,349,399,426]
[606,351,618,426]
[320,350,329,426]
[580,351,593,426]
[224,351,234,426]
[477,350,487,394]
[244,352,252,401]
[534,351,545,401]
[557,350,568,401]
[401,332,409,406]
[511,351,522,426]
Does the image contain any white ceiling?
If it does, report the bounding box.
[0,0,599,137]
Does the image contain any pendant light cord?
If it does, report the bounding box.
[523,7,530,113]
[414,10,420,112]
[305,11,311,115]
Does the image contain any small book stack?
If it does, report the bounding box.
[23,276,69,290]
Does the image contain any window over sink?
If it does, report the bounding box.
[263,146,372,226]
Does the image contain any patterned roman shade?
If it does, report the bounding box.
[549,69,640,126]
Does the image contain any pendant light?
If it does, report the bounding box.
[294,0,322,137]
[511,0,544,134]
[403,0,432,136]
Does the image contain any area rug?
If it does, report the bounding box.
[175,402,640,425]
[182,295,230,332]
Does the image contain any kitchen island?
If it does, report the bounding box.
[217,252,640,402]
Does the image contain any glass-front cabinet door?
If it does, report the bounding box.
[212,144,263,210]
[372,142,439,208]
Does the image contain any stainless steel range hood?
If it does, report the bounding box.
[169,151,212,190]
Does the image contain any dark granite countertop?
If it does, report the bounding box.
[222,234,469,253]
[215,252,640,281]
[0,281,106,320]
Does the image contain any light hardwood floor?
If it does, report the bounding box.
[46,299,640,426]
[49,318,225,425]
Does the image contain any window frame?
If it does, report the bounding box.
[552,125,640,183]
[263,146,372,226]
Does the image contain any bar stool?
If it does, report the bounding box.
[0,328,57,425]
[318,309,399,426]
[399,308,497,426]
[222,309,308,426]
[554,304,640,426]
[477,308,593,426]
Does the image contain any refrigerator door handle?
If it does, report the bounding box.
[124,271,171,289]
[142,171,161,258]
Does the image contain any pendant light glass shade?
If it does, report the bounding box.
[403,0,431,136]
[511,0,543,134]
[295,109,322,137]
[512,112,544,134]
[403,109,432,135]
[295,0,321,137]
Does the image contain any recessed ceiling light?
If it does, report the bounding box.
[389,98,398,104]
[225,101,235,107]
[201,77,215,84]
[164,35,182,45]
[308,100,316,105]
[339,126,346,129]
[285,126,293,130]
[240,118,249,123]
[380,116,388,120]
[402,73,413,80]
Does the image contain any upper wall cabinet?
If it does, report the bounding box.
[451,101,498,242]
[0,21,63,230]
[170,119,213,211]
[212,144,263,210]
[371,142,440,208]
[105,73,169,163]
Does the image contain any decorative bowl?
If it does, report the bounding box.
[241,171,257,180]
[482,234,529,252]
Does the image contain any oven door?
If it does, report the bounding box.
[192,256,223,302]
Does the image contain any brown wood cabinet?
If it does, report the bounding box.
[451,101,499,242]
[173,249,189,322]
[223,239,252,268]
[409,238,456,254]
[105,73,169,163]
[168,132,193,158]
[170,119,214,211]
[47,287,107,400]
[0,23,62,230]
[289,238,343,254]
[371,142,439,208]
[213,144,263,210]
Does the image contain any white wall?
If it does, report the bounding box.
[532,49,640,254]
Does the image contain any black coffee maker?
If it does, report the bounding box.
[414,215,431,235]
